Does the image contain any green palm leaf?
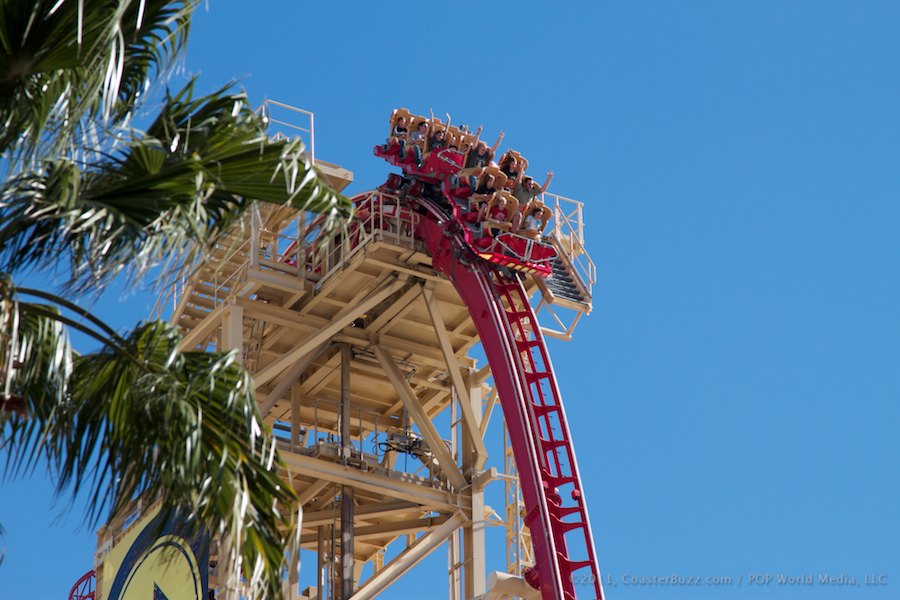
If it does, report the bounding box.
[0,81,352,292]
[0,3,350,597]
[0,0,194,165]
[1,280,296,598]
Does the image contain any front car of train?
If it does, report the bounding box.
[373,108,562,277]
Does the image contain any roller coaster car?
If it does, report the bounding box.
[374,110,559,277]
[374,143,465,183]
[454,195,558,278]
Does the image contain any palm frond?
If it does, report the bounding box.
[0,81,352,293]
[1,279,296,598]
[0,0,195,165]
[111,0,194,120]
[0,5,352,595]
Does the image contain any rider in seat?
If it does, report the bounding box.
[466,167,508,222]
[512,170,554,207]
[407,117,430,167]
[456,127,504,189]
[498,150,528,187]
[382,108,414,158]
[520,202,552,240]
[478,193,520,237]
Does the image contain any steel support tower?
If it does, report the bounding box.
[84,104,602,600]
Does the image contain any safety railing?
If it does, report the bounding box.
[210,235,253,303]
[257,99,315,163]
[542,192,596,297]
[360,191,419,249]
[272,394,452,489]
[304,191,419,285]
[150,232,253,323]
[151,272,184,322]
[302,217,359,286]
[252,205,308,279]
[157,192,414,327]
[490,233,558,269]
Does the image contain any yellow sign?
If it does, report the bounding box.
[101,508,207,600]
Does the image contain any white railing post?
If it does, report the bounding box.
[259,100,316,163]
[298,212,306,280]
[578,201,585,244]
[250,205,261,269]
[309,111,316,164]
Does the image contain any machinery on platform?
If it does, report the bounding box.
[71,103,602,600]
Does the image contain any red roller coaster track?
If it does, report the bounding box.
[68,569,95,600]
[413,197,604,600]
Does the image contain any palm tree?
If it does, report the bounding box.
[0,1,351,597]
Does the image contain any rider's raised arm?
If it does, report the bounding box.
[472,124,484,147]
[490,130,505,154]
[541,170,554,193]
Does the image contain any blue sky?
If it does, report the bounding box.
[2,2,898,599]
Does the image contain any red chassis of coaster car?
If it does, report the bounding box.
[373,140,558,277]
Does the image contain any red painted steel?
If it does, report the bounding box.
[414,199,604,600]
[68,569,95,600]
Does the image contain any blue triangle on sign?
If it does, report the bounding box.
[153,583,170,600]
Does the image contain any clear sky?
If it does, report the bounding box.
[2,2,898,599]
